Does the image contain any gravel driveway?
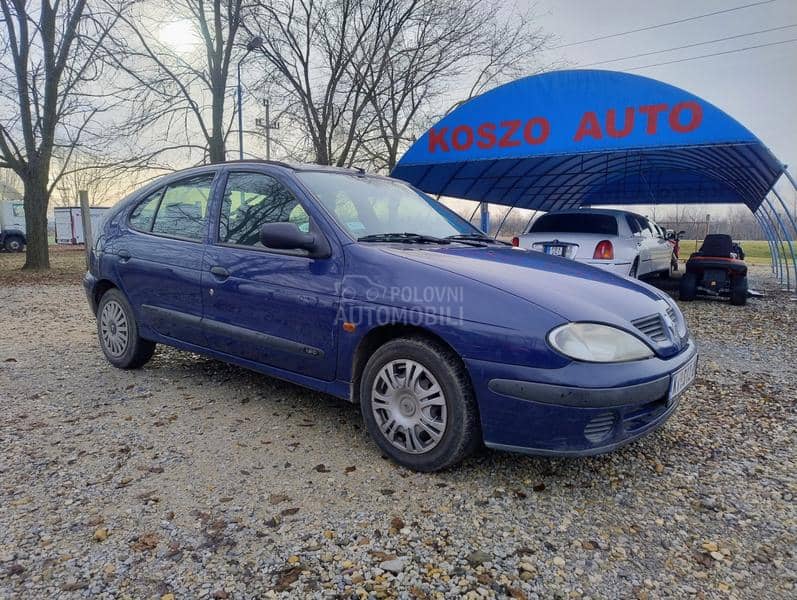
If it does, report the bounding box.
[1,266,794,599]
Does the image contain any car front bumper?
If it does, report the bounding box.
[466,339,697,456]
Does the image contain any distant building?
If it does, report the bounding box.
[0,181,22,200]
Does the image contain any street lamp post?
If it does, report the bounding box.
[237,37,263,160]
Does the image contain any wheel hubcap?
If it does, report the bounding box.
[371,359,447,454]
[100,300,129,357]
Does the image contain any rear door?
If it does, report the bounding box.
[201,169,342,381]
[109,172,217,346]
[648,219,673,271]
[625,214,655,275]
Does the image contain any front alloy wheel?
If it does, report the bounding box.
[360,336,480,472]
[371,359,448,454]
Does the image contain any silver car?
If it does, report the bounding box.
[513,208,674,278]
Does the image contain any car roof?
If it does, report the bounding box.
[167,160,369,177]
[542,208,640,218]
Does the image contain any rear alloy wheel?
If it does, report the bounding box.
[360,336,480,472]
[4,236,23,252]
[679,272,698,301]
[730,276,748,306]
[97,289,156,369]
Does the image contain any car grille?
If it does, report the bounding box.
[631,313,668,342]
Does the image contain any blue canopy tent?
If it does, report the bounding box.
[392,70,797,292]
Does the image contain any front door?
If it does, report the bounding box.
[201,170,342,381]
[109,172,217,346]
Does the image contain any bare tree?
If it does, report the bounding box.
[51,151,121,206]
[365,0,550,171]
[245,0,423,167]
[246,0,550,170]
[0,0,123,269]
[106,0,245,165]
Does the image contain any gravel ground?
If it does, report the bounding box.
[1,266,794,599]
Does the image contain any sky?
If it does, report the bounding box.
[529,0,797,195]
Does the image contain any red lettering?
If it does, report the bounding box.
[498,120,522,148]
[669,100,703,133]
[428,127,449,153]
[606,107,634,138]
[574,111,602,141]
[451,125,474,151]
[638,104,668,135]
[523,117,550,145]
[476,122,497,149]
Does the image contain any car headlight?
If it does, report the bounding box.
[548,322,654,363]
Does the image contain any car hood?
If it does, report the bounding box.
[377,244,687,356]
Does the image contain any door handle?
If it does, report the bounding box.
[210,266,230,280]
[118,249,131,262]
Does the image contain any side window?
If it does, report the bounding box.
[625,214,642,235]
[219,172,309,247]
[12,203,24,217]
[151,174,214,240]
[129,190,163,232]
[638,217,653,238]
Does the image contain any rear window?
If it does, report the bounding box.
[530,213,618,235]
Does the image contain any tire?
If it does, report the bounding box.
[359,335,481,472]
[679,272,698,301]
[628,258,639,279]
[4,236,24,252]
[96,288,156,369]
[730,276,748,306]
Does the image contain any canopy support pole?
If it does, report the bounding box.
[757,212,778,275]
[480,202,490,234]
[770,187,797,293]
[755,209,783,283]
[759,203,789,290]
[753,212,778,276]
[764,198,795,291]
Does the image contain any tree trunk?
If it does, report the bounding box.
[208,132,226,164]
[21,177,51,271]
[209,79,226,163]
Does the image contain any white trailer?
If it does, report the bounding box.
[0,198,26,252]
[54,206,111,245]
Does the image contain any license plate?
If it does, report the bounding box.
[544,245,564,256]
[670,354,697,401]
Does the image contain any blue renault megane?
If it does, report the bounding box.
[84,161,697,471]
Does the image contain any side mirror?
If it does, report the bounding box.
[259,222,330,257]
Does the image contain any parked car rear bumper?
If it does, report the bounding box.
[83,271,98,313]
[466,339,697,455]
[576,258,633,277]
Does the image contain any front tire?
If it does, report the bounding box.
[679,272,698,301]
[97,288,155,369]
[359,336,480,472]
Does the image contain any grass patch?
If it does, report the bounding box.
[0,246,87,286]
[679,240,777,265]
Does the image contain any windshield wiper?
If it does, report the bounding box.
[357,232,451,244]
[445,234,511,246]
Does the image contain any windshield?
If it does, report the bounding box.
[530,213,618,236]
[296,172,482,240]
